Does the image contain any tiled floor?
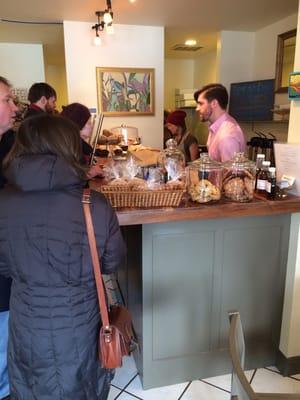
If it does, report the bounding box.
[108,356,300,399]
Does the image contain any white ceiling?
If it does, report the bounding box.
[0,0,298,60]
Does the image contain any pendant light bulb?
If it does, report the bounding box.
[103,12,113,24]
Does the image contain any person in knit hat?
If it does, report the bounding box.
[166,109,199,162]
[61,102,92,145]
[61,103,103,178]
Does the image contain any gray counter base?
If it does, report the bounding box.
[121,214,290,389]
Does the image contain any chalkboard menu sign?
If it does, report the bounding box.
[229,79,275,121]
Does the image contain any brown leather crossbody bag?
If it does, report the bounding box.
[82,188,135,369]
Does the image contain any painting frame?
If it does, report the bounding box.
[289,71,300,100]
[96,67,155,116]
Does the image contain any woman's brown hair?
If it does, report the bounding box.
[4,114,88,179]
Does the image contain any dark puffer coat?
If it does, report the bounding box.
[0,155,125,400]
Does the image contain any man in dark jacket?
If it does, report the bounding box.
[0,76,18,400]
[24,82,57,118]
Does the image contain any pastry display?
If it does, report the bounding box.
[189,179,221,203]
[98,129,121,145]
[186,153,223,204]
[222,153,256,202]
[223,175,254,201]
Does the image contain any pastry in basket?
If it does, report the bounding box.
[130,177,148,190]
[165,180,185,190]
[108,177,130,186]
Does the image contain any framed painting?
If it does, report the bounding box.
[96,67,155,116]
[289,71,300,100]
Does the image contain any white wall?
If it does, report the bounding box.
[216,31,255,92]
[0,43,45,88]
[64,21,164,149]
[164,58,194,110]
[194,49,217,88]
[277,8,300,360]
[253,13,298,80]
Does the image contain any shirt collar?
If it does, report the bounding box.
[209,112,229,134]
[29,103,44,112]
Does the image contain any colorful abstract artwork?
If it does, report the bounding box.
[289,72,300,100]
[96,67,155,116]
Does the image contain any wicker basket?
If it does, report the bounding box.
[98,185,184,208]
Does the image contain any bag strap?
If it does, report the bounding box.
[82,188,110,329]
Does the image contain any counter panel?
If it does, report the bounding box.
[122,214,290,389]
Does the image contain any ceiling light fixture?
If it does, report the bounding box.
[92,0,114,46]
[185,39,197,46]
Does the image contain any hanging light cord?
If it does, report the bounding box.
[0,18,62,25]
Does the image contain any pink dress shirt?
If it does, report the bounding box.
[207,112,246,162]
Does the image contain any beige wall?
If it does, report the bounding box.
[164,58,194,110]
[194,49,217,88]
[45,64,68,111]
[64,21,164,149]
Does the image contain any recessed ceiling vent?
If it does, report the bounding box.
[171,44,203,52]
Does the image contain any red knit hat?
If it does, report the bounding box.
[166,110,186,127]
[60,103,91,130]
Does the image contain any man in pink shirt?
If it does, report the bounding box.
[194,84,246,162]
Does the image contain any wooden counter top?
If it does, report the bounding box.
[89,180,300,226]
[90,181,300,225]
[114,195,300,225]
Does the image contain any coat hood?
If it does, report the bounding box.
[4,154,84,192]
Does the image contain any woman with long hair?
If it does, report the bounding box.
[166,110,199,162]
[0,114,125,400]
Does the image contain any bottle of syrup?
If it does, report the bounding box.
[255,153,265,190]
[256,160,270,194]
[266,167,276,200]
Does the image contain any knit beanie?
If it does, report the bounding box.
[60,103,91,130]
[166,110,186,127]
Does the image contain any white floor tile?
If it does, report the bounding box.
[265,365,280,373]
[292,374,300,381]
[201,369,254,392]
[108,385,122,400]
[201,373,232,392]
[181,380,230,400]
[118,393,142,399]
[125,375,188,400]
[111,355,138,389]
[251,368,300,394]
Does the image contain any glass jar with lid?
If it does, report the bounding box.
[222,152,256,202]
[157,138,185,183]
[186,153,223,203]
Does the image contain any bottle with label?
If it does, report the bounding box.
[266,167,276,200]
[255,153,265,190]
[256,160,270,194]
